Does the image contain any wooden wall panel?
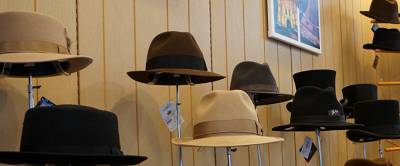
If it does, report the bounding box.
[0,0,34,153]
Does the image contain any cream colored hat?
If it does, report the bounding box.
[0,11,93,77]
[172,90,284,147]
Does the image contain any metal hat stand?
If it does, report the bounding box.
[0,62,70,109]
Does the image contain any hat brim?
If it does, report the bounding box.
[360,11,400,24]
[127,68,225,85]
[246,91,294,105]
[172,135,284,147]
[0,52,93,77]
[0,151,147,165]
[346,125,400,142]
[363,43,400,51]
[272,122,364,131]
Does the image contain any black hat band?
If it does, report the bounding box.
[291,115,345,123]
[21,145,123,155]
[236,84,278,92]
[146,54,207,71]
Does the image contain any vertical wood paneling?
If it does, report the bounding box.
[0,0,34,153]
[352,0,365,84]
[78,0,105,109]
[103,0,138,157]
[36,0,78,105]
[135,1,170,166]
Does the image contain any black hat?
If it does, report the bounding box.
[360,0,400,24]
[0,105,147,165]
[127,31,225,85]
[364,28,400,51]
[230,61,293,105]
[342,84,378,118]
[286,69,337,112]
[346,100,400,142]
[273,86,364,131]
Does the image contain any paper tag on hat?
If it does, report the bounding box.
[299,141,317,162]
[159,100,184,132]
[35,96,56,107]
[373,55,379,69]
[371,23,379,33]
[300,136,313,159]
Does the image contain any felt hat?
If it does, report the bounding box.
[230,61,293,105]
[342,84,378,118]
[286,69,337,111]
[127,31,225,85]
[273,86,364,131]
[344,157,392,166]
[346,100,400,142]
[363,28,400,51]
[360,0,400,24]
[0,105,147,165]
[172,90,284,147]
[0,11,93,78]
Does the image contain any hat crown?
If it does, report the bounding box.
[369,0,399,21]
[342,84,378,106]
[20,105,122,155]
[354,100,400,126]
[293,69,336,91]
[194,90,257,125]
[0,11,68,48]
[230,61,278,92]
[290,86,344,118]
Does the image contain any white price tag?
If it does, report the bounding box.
[159,100,184,132]
[300,136,313,159]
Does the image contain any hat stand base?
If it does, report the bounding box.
[253,95,262,166]
[316,128,323,166]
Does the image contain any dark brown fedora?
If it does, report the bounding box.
[127,31,224,85]
[342,84,378,118]
[230,61,293,105]
[345,157,392,166]
[360,0,400,24]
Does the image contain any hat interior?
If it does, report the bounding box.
[0,61,70,77]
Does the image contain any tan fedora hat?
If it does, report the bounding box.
[0,11,93,77]
[344,157,392,166]
[172,90,284,147]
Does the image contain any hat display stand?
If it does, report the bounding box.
[253,95,262,166]
[316,128,323,166]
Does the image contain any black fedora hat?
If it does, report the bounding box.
[363,28,400,51]
[286,69,337,112]
[0,105,147,165]
[127,31,225,85]
[360,0,400,24]
[230,61,293,105]
[346,100,400,142]
[273,86,364,131]
[342,84,377,118]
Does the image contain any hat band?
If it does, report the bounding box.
[146,54,207,71]
[363,124,400,135]
[236,84,278,92]
[290,115,345,123]
[193,119,263,139]
[21,145,122,155]
[0,40,70,55]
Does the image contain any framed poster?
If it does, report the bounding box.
[268,0,322,54]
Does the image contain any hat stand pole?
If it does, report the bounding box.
[253,95,262,166]
[28,69,34,109]
[175,75,183,166]
[316,128,323,166]
[364,143,366,159]
[227,147,232,166]
[379,139,383,158]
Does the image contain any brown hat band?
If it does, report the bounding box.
[146,54,207,71]
[235,84,278,92]
[193,119,263,139]
[290,115,345,123]
[0,40,70,55]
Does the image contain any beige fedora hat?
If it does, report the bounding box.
[0,11,93,77]
[172,90,284,147]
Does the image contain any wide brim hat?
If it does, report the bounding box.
[0,105,147,165]
[342,84,378,118]
[363,28,400,51]
[273,87,364,131]
[172,90,284,147]
[347,100,400,142]
[360,0,400,24]
[230,61,293,105]
[345,157,392,166]
[127,31,224,85]
[0,11,93,78]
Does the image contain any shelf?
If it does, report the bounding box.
[374,49,400,53]
[377,82,400,86]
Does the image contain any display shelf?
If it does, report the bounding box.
[377,82,400,86]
